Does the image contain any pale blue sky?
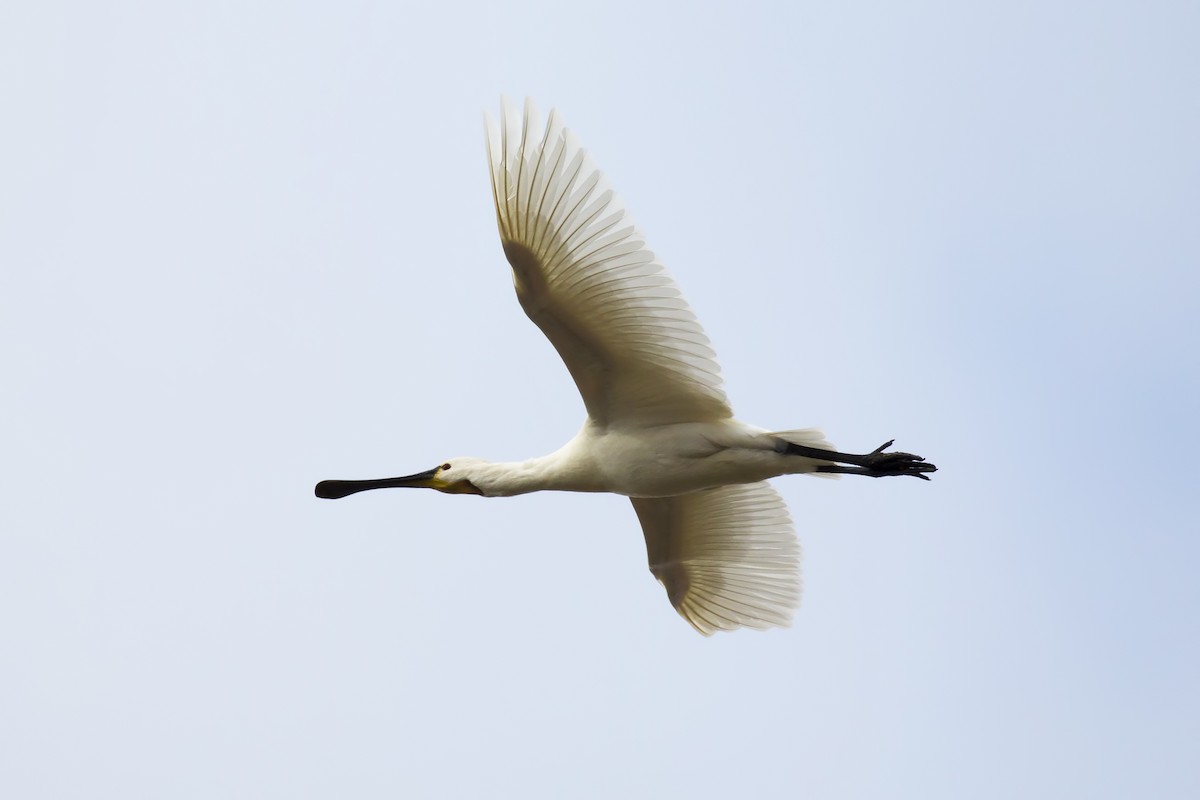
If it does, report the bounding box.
[3,1,1197,797]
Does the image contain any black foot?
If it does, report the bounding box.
[783,437,938,480]
[848,440,937,480]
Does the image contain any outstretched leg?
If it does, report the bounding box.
[778,438,937,480]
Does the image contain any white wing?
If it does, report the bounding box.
[630,482,801,635]
[486,98,731,427]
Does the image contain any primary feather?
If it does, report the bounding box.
[632,481,800,636]
[486,98,731,428]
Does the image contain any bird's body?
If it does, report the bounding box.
[436,420,834,498]
[317,99,936,635]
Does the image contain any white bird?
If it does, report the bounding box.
[316,99,935,635]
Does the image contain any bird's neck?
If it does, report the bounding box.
[476,450,600,497]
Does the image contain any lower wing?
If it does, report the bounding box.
[631,482,801,635]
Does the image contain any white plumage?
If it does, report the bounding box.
[316,98,935,635]
[487,99,728,428]
[632,481,799,635]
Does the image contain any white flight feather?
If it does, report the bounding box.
[631,481,801,635]
[486,97,731,428]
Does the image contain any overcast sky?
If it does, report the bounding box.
[3,1,1197,797]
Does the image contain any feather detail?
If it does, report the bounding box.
[486,98,731,427]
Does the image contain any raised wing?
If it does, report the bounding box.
[631,482,801,635]
[486,98,731,428]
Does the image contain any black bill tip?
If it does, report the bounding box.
[315,480,359,499]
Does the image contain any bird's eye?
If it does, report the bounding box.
[441,463,451,471]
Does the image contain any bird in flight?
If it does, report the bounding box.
[316,99,936,635]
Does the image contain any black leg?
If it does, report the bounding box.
[779,438,937,480]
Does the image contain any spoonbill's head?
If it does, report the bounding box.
[423,458,488,495]
[314,458,487,499]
